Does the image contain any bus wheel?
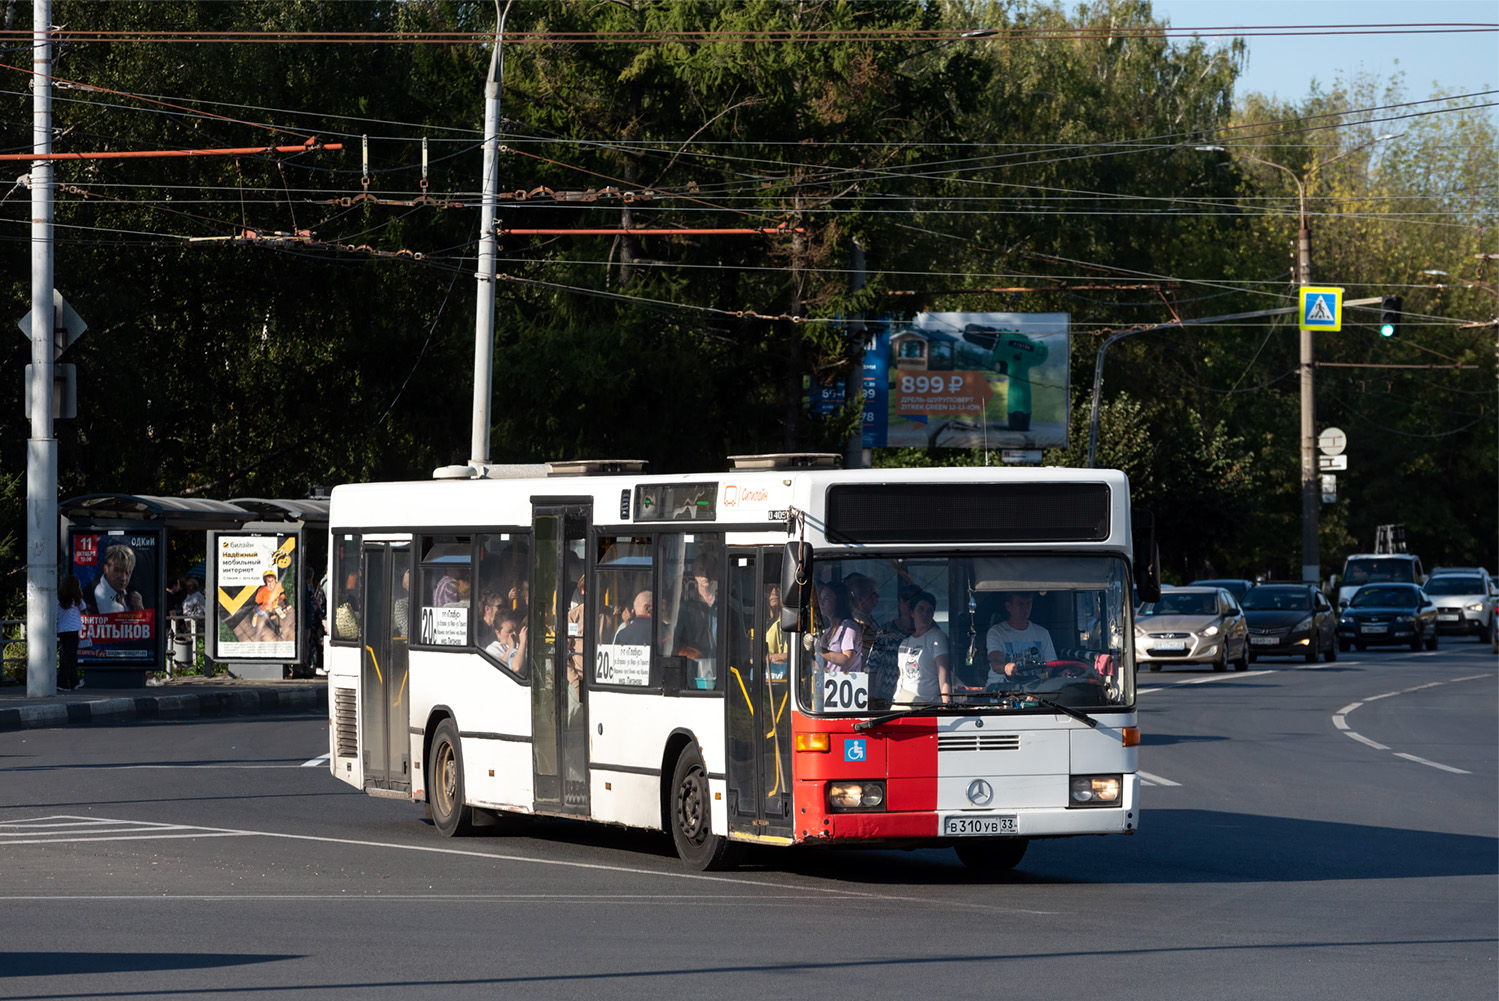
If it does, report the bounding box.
[955,839,1029,873]
[428,719,473,837]
[669,746,740,871]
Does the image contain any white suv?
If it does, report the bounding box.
[1424,568,1497,640]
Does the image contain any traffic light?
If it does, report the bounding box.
[1379,295,1403,338]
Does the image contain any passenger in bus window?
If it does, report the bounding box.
[485,609,528,675]
[478,588,505,647]
[765,585,788,678]
[614,590,653,645]
[986,591,1057,685]
[845,573,899,702]
[673,553,721,657]
[815,583,861,676]
[432,574,458,607]
[893,591,951,705]
[887,584,917,638]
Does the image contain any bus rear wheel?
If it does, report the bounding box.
[955,839,1029,873]
[428,719,473,837]
[669,746,740,871]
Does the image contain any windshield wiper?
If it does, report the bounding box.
[853,703,972,730]
[1013,693,1099,728]
[853,694,1100,731]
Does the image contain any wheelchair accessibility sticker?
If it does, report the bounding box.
[844,738,867,762]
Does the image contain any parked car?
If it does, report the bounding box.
[1421,571,1496,640]
[1135,587,1249,672]
[1188,578,1255,602]
[1335,583,1438,652]
[1332,553,1424,610]
[1241,583,1338,663]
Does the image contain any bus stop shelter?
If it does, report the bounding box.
[61,493,330,687]
[61,494,256,688]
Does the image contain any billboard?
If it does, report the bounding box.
[863,312,1070,450]
[210,532,300,662]
[71,529,163,667]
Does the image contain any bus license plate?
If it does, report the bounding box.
[944,815,1018,836]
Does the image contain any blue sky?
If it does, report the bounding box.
[1146,0,1497,107]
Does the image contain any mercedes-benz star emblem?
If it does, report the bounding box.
[966,779,994,807]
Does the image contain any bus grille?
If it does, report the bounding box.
[334,687,358,759]
[938,733,1020,752]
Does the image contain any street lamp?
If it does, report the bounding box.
[1195,134,1397,584]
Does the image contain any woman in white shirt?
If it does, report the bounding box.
[894,591,952,705]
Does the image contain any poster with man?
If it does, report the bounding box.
[211,532,299,662]
[863,312,1071,450]
[72,530,162,666]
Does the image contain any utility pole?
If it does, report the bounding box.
[26,0,56,697]
[469,0,512,474]
[1197,135,1396,585]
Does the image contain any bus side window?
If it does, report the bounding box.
[660,534,724,691]
[331,534,361,643]
[593,536,654,688]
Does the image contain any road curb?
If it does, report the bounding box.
[0,685,326,733]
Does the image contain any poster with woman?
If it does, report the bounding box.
[210,532,300,662]
[72,530,162,667]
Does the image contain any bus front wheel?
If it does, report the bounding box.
[955,839,1029,873]
[669,746,741,871]
[428,719,473,837]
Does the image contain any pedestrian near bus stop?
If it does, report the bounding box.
[57,574,85,691]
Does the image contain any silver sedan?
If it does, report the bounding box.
[1135,587,1250,672]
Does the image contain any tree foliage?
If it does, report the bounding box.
[0,0,1492,604]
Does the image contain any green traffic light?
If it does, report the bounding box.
[1379,323,1395,337]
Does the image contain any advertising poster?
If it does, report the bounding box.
[73,530,162,667]
[863,312,1070,450]
[212,532,299,662]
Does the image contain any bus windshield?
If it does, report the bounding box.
[793,553,1133,715]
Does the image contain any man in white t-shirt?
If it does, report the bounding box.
[986,591,1057,687]
[893,591,952,705]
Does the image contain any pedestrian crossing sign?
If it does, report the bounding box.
[1299,286,1343,331]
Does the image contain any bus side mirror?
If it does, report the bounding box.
[781,541,811,633]
[1131,505,1161,603]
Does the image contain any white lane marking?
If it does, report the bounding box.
[1393,753,1470,775]
[1138,671,1275,694]
[0,816,249,842]
[1177,671,1275,685]
[1333,673,1491,771]
[0,815,1058,912]
[301,755,330,767]
[1136,770,1180,787]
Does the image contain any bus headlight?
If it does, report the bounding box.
[1069,774,1122,807]
[828,781,886,811]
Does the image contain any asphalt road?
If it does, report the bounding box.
[2,644,1494,1001]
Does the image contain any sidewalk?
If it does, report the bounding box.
[0,675,328,733]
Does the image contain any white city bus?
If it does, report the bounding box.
[325,455,1155,871]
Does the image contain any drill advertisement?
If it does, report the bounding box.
[862,312,1070,450]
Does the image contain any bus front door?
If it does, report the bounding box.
[530,503,591,816]
[725,550,793,840]
[360,542,411,793]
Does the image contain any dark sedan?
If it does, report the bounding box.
[1241,583,1338,663]
[1336,584,1438,652]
